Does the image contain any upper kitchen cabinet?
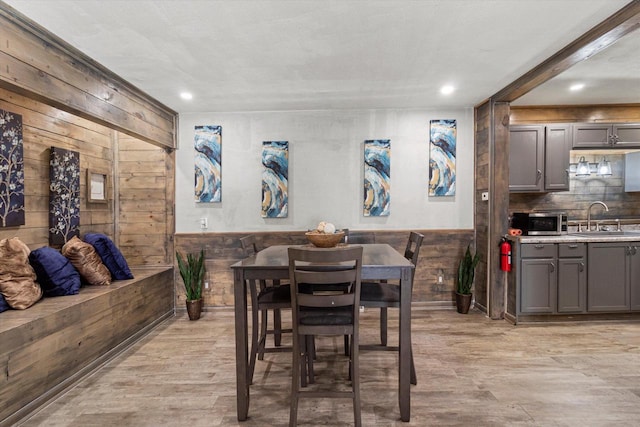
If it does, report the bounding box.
[573,123,640,148]
[510,125,544,192]
[509,124,571,192]
[544,124,572,191]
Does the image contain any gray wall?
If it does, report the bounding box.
[176,108,475,233]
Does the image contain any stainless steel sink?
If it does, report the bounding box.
[569,230,640,237]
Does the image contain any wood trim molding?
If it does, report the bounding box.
[492,1,640,103]
[0,3,177,149]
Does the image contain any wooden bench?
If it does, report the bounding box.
[0,266,174,427]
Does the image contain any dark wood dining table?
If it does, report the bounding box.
[230,243,415,422]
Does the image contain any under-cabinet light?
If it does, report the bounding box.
[576,156,591,176]
[596,157,612,177]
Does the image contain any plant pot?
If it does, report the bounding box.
[186,298,203,320]
[455,292,472,314]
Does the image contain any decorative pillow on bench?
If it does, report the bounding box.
[62,236,112,286]
[29,246,81,297]
[0,292,10,313]
[0,237,42,309]
[84,233,134,280]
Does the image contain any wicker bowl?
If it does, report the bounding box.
[305,231,345,248]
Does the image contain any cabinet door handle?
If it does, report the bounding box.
[633,246,638,256]
[579,262,585,272]
[549,263,555,273]
[534,244,545,249]
[568,244,578,249]
[536,169,542,183]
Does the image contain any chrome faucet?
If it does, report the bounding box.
[587,201,609,231]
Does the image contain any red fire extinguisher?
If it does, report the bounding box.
[500,237,512,272]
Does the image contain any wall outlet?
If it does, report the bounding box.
[200,217,208,229]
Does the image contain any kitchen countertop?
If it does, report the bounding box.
[518,233,640,244]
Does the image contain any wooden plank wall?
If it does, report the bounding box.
[0,87,174,267]
[0,4,177,149]
[174,229,475,308]
[474,101,490,313]
[510,104,640,124]
[0,87,114,247]
[117,133,174,266]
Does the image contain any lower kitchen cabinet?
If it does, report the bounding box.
[557,243,586,313]
[521,257,556,313]
[511,240,640,321]
[519,243,557,314]
[628,244,640,310]
[587,242,638,312]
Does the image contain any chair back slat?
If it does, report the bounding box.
[298,292,355,308]
[404,231,424,268]
[288,246,363,330]
[240,234,259,255]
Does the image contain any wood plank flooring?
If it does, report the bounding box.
[15,308,640,426]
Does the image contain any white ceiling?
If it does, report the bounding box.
[2,0,635,113]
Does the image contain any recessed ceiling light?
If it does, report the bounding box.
[440,85,455,95]
[569,83,585,91]
[180,92,193,100]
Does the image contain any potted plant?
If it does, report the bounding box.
[456,244,480,314]
[176,248,206,320]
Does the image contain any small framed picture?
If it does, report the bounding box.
[88,170,107,203]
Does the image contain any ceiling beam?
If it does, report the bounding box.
[492,0,640,103]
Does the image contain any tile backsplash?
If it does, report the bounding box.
[509,152,640,223]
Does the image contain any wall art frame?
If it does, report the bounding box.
[49,146,80,246]
[87,169,108,203]
[429,119,456,196]
[363,139,390,217]
[261,140,288,218]
[0,109,25,227]
[194,125,222,203]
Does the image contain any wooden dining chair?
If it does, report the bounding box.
[288,246,363,427]
[359,231,423,385]
[240,235,292,385]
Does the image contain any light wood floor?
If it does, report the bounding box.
[16,308,640,426]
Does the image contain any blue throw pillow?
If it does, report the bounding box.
[29,247,81,297]
[0,292,10,313]
[84,233,134,280]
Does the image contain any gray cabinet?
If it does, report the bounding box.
[613,124,640,148]
[628,245,640,310]
[513,240,640,320]
[587,242,632,312]
[573,123,640,148]
[544,125,571,191]
[557,243,586,313]
[509,125,544,192]
[509,124,571,192]
[520,243,557,313]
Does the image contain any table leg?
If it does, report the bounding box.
[234,269,250,421]
[399,267,412,422]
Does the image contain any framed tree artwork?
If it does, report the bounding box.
[0,109,25,227]
[49,147,80,246]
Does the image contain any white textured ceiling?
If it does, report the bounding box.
[2,0,635,113]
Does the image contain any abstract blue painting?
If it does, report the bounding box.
[0,109,25,227]
[261,141,288,218]
[49,147,80,245]
[364,139,390,216]
[194,125,221,203]
[429,119,456,196]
